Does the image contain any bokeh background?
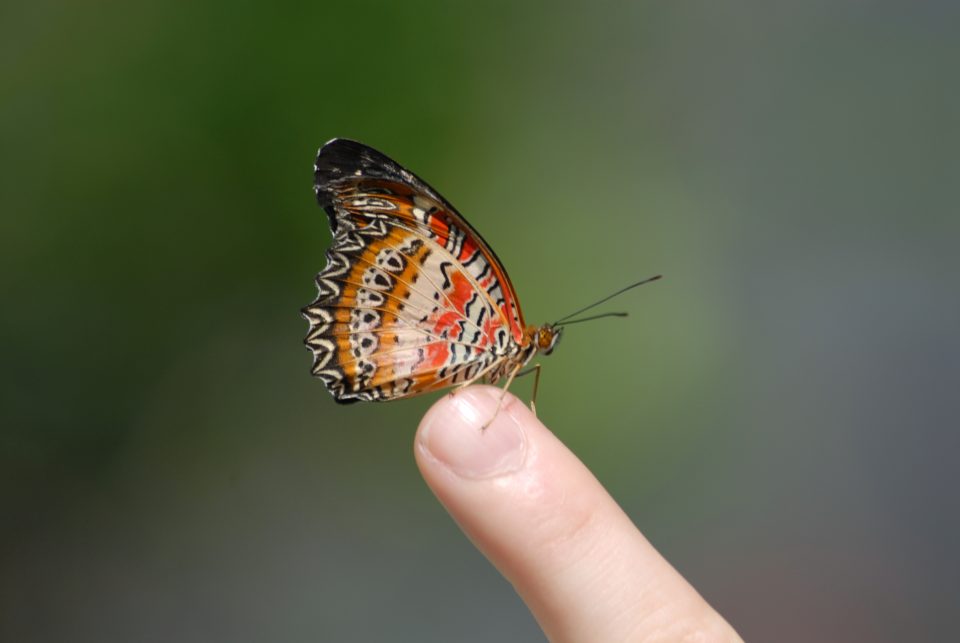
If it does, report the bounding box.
[3,1,957,641]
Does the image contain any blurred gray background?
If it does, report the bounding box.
[2,1,957,641]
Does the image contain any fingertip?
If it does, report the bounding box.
[413,387,739,642]
[416,386,528,480]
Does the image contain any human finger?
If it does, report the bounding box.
[414,386,741,642]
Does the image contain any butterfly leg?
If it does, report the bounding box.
[453,358,502,393]
[480,363,524,431]
[529,363,542,416]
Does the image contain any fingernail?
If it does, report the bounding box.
[418,388,527,479]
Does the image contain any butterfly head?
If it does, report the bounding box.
[535,324,563,357]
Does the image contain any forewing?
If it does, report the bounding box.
[302,139,524,402]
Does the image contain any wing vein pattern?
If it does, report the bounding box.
[302,139,529,403]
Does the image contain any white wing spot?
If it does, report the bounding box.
[357,288,386,307]
[361,266,393,290]
[351,308,381,331]
[375,247,405,273]
[350,332,379,357]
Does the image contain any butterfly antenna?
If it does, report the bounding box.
[552,275,662,325]
[555,312,629,327]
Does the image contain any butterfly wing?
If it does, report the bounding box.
[302,139,526,403]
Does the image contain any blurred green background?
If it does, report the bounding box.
[2,1,957,641]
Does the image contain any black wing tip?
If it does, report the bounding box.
[314,138,398,179]
[314,138,364,188]
[314,138,403,211]
[315,138,370,164]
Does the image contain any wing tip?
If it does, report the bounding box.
[314,139,404,184]
[315,138,383,211]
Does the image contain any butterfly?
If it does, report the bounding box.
[302,139,660,407]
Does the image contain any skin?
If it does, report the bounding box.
[415,386,743,643]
